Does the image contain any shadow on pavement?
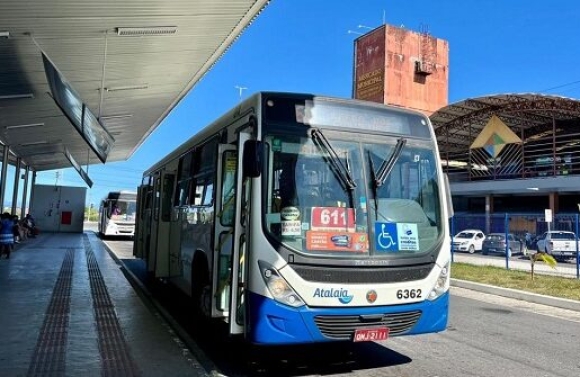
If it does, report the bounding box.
[120,258,412,376]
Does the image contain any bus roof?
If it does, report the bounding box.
[141,91,432,177]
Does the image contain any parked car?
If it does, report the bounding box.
[534,231,579,260]
[482,233,523,257]
[452,229,485,253]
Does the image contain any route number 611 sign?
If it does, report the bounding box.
[311,207,356,232]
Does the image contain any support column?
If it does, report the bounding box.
[0,145,9,212]
[20,165,30,217]
[549,192,559,214]
[485,195,493,234]
[29,171,37,213]
[11,157,21,215]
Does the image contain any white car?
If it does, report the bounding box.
[452,229,485,253]
[534,231,579,260]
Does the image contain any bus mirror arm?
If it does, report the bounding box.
[243,140,264,178]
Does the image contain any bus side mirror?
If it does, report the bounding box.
[243,140,264,178]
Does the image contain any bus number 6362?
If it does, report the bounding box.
[397,289,422,299]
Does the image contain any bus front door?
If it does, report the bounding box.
[213,132,250,335]
[213,145,237,319]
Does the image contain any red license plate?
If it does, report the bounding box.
[353,327,389,342]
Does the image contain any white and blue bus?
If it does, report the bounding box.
[133,92,453,345]
[98,191,137,237]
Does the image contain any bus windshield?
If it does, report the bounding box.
[264,132,442,258]
[108,199,137,221]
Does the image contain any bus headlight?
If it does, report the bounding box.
[258,261,305,307]
[428,261,450,301]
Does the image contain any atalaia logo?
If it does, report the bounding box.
[470,115,522,158]
[313,288,354,304]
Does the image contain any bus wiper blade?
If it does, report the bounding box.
[376,138,407,187]
[311,128,356,191]
[368,150,379,213]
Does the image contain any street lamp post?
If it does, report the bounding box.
[235,85,247,101]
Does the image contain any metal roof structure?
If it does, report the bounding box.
[431,93,580,153]
[0,0,270,179]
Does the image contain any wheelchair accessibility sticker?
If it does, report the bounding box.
[375,223,419,251]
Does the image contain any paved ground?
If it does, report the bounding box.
[0,231,208,377]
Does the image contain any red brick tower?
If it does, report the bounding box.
[353,24,449,116]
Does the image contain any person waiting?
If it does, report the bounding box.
[12,215,24,243]
[0,212,15,258]
[23,213,37,238]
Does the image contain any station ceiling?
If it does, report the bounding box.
[0,0,270,177]
[431,93,580,154]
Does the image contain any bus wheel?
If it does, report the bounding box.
[199,284,212,319]
[192,256,211,320]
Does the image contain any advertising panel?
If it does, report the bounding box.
[353,26,386,103]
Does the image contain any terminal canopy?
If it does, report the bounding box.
[431,93,580,154]
[431,93,580,195]
[0,0,270,175]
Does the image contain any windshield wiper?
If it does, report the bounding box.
[375,138,407,187]
[310,128,356,192]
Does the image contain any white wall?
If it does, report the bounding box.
[30,184,86,233]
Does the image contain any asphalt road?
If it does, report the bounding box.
[99,234,580,377]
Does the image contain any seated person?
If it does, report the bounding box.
[23,213,37,237]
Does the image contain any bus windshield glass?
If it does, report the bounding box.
[264,131,442,259]
[108,199,137,220]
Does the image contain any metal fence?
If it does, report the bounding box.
[450,213,580,279]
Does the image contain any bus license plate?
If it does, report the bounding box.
[353,327,389,342]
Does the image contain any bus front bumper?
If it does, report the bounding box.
[247,291,449,345]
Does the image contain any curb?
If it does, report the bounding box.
[97,235,221,377]
[451,278,580,312]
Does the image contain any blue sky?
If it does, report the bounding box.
[21,0,580,207]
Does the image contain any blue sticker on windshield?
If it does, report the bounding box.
[375,222,419,252]
[375,223,398,251]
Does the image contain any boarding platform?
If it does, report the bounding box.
[0,231,209,377]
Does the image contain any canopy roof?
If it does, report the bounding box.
[0,0,270,176]
[431,93,580,154]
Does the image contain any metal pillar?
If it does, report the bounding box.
[0,145,9,212]
[485,195,492,234]
[549,192,558,214]
[29,171,37,214]
[11,157,21,215]
[20,165,30,217]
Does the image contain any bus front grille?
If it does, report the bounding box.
[313,310,422,340]
[292,265,433,284]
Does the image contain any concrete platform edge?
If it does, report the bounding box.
[99,240,224,377]
[451,278,580,312]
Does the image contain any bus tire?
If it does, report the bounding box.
[191,253,211,319]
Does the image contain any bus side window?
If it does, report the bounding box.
[176,151,194,206]
[161,174,175,222]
